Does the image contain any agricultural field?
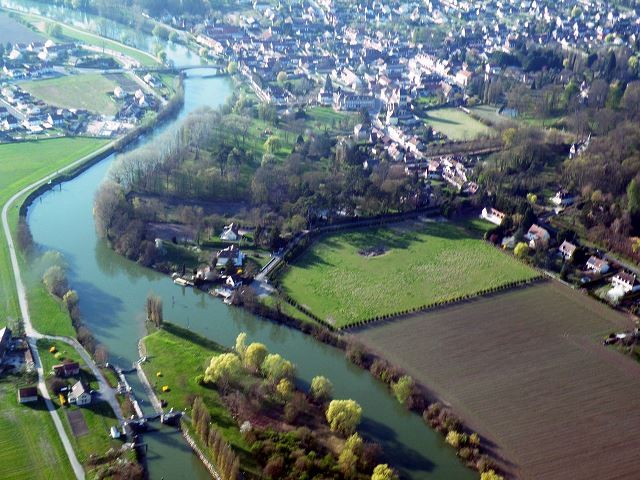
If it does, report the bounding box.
[20,74,120,116]
[357,282,640,479]
[424,107,493,141]
[278,219,538,327]
[0,12,43,43]
[0,379,74,479]
[0,137,110,328]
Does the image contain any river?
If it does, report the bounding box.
[21,9,474,480]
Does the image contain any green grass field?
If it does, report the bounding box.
[424,107,493,141]
[0,380,75,479]
[306,106,357,134]
[21,74,120,116]
[469,105,515,126]
[278,220,538,327]
[141,324,254,468]
[37,339,120,465]
[0,138,109,328]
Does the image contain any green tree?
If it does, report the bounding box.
[45,23,62,38]
[277,71,288,84]
[481,470,504,480]
[152,24,170,40]
[310,376,333,403]
[276,378,293,401]
[326,399,362,435]
[226,61,238,75]
[261,353,295,383]
[371,464,399,480]
[264,135,281,154]
[445,430,465,448]
[514,242,529,258]
[627,178,640,214]
[204,353,242,385]
[43,265,68,297]
[235,332,247,358]
[391,375,414,405]
[244,342,268,372]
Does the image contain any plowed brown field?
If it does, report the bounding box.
[356,282,640,479]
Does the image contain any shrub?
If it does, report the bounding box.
[326,399,362,435]
[391,375,414,406]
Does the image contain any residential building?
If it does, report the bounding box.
[220,223,241,242]
[0,327,11,362]
[525,224,550,249]
[586,256,609,274]
[68,381,91,406]
[53,361,80,378]
[17,386,38,404]
[558,240,577,260]
[611,271,639,294]
[216,244,245,268]
[480,207,506,226]
[552,189,575,206]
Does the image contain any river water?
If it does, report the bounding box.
[20,6,474,480]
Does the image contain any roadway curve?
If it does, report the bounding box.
[1,142,118,480]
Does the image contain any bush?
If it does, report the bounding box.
[391,375,414,406]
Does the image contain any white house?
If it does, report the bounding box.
[552,189,575,206]
[480,207,506,226]
[525,224,550,249]
[220,223,241,242]
[68,381,91,406]
[611,272,640,294]
[216,244,245,268]
[558,240,577,260]
[586,256,609,274]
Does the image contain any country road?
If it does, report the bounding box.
[1,141,117,480]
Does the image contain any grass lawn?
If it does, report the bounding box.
[21,74,120,116]
[0,137,110,328]
[306,106,357,134]
[0,379,75,479]
[140,324,254,468]
[37,339,120,466]
[278,220,538,327]
[424,107,493,141]
[469,105,515,127]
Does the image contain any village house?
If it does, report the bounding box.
[220,223,241,242]
[0,327,11,363]
[558,240,577,260]
[17,386,38,404]
[552,189,575,207]
[68,381,91,406]
[586,256,609,275]
[480,207,506,226]
[53,361,80,378]
[525,224,550,249]
[216,244,245,268]
[225,274,243,290]
[611,271,640,294]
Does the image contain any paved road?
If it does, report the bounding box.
[1,141,116,480]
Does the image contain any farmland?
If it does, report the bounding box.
[0,137,110,328]
[424,107,493,141]
[0,12,43,43]
[0,380,74,479]
[357,282,640,479]
[278,220,538,327]
[20,74,120,116]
